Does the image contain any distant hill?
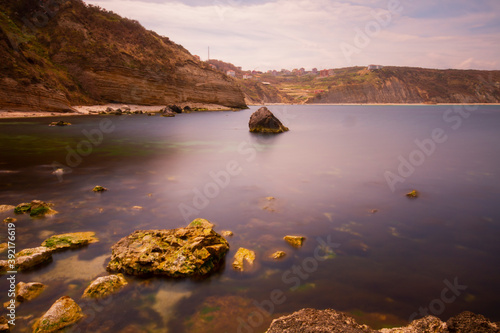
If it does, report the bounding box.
[306,66,500,104]
[206,59,294,104]
[0,0,246,112]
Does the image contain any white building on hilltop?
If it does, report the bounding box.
[368,64,384,70]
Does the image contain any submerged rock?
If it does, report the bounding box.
[16,282,46,302]
[183,106,192,112]
[284,236,305,248]
[32,296,83,333]
[3,217,16,224]
[0,316,8,333]
[41,232,99,251]
[232,248,256,271]
[270,251,286,259]
[14,200,57,217]
[107,222,229,277]
[0,205,15,213]
[16,247,53,271]
[249,107,289,133]
[49,120,71,126]
[406,190,419,198]
[92,185,108,192]
[221,230,233,237]
[82,274,128,299]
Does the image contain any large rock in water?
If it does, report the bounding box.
[107,222,229,277]
[249,107,289,133]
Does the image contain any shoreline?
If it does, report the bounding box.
[1,102,499,119]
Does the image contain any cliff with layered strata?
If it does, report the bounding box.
[0,0,246,112]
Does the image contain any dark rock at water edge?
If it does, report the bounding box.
[249,107,289,133]
[265,308,500,333]
[169,105,183,113]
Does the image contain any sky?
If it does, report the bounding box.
[82,0,500,71]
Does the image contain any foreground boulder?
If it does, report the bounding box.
[41,232,99,251]
[107,222,229,277]
[14,200,57,217]
[266,308,500,333]
[82,274,128,299]
[249,107,289,133]
[32,296,83,333]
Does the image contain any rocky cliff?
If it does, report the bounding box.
[307,67,500,104]
[0,0,246,112]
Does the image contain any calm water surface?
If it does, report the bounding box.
[1,105,499,332]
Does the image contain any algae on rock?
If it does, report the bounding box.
[32,296,83,333]
[14,200,57,217]
[41,232,99,251]
[107,221,229,277]
[82,274,128,299]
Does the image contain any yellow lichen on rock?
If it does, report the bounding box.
[232,248,256,271]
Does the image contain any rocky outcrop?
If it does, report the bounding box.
[0,0,246,113]
[107,221,229,277]
[266,308,500,333]
[249,107,289,133]
[32,296,83,333]
[82,274,128,299]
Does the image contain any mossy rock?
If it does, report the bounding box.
[41,232,99,251]
[92,186,108,192]
[188,218,214,229]
[406,190,419,198]
[14,200,57,217]
[32,296,83,333]
[49,121,71,126]
[107,227,229,277]
[82,274,128,299]
[284,236,305,248]
[232,248,256,271]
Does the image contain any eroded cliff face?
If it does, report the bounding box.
[0,0,246,112]
[308,68,500,104]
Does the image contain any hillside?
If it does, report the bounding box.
[0,0,246,112]
[305,67,500,104]
[206,59,294,104]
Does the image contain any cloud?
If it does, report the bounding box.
[82,0,500,70]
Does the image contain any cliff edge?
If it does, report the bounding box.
[0,0,246,112]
